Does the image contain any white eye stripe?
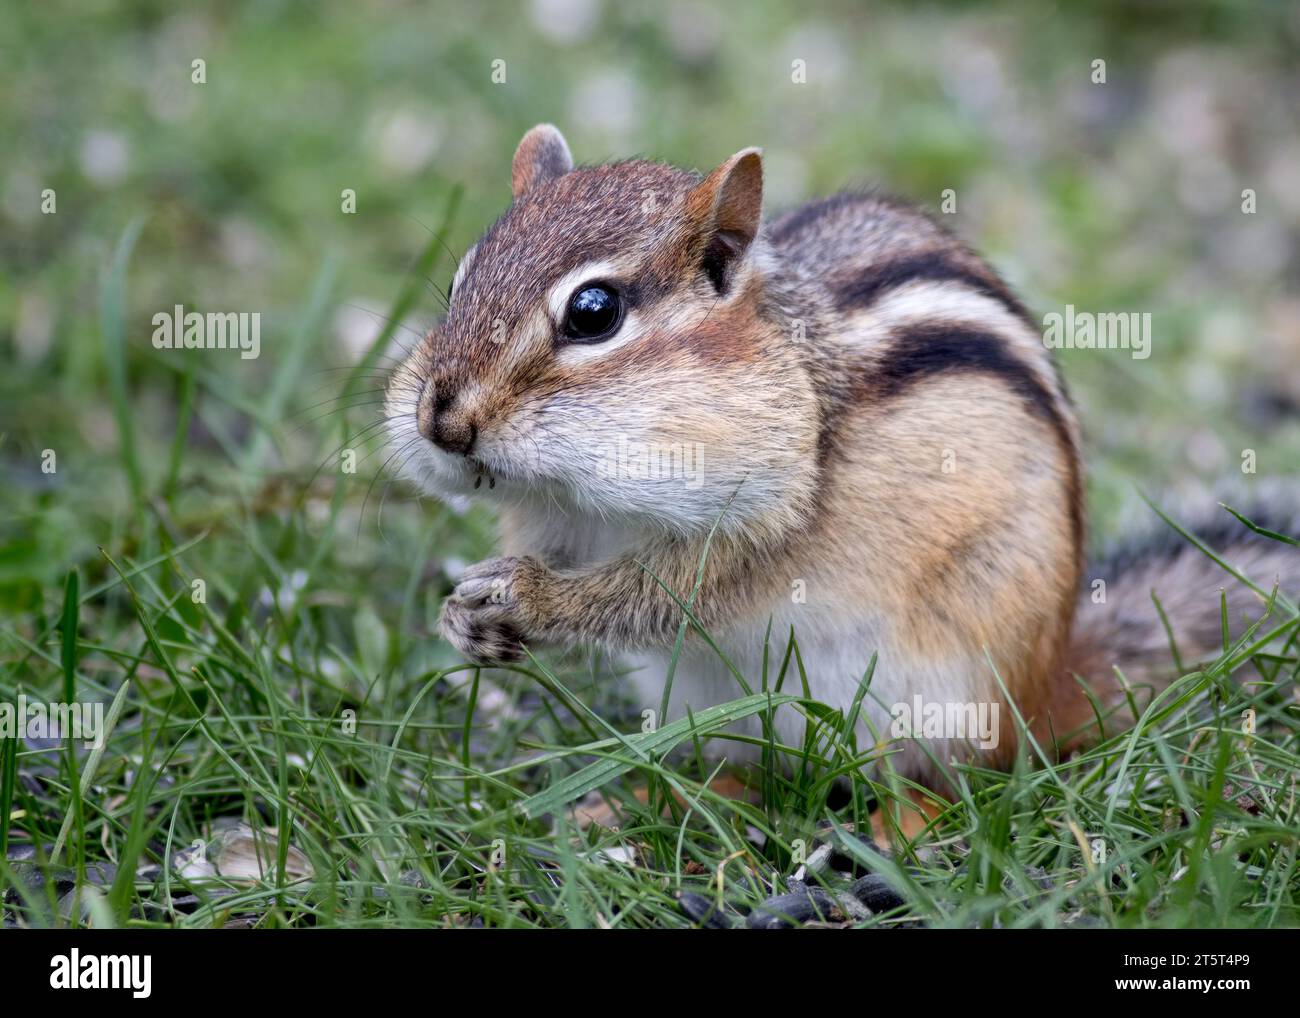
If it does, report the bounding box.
[554,309,646,365]
[545,259,649,366]
[552,298,717,366]
[545,260,623,323]
[451,244,478,296]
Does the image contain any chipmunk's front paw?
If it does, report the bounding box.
[439,556,547,665]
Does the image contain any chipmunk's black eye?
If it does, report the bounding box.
[562,284,622,342]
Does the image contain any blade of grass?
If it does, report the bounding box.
[1219,503,1299,548]
[0,720,15,860]
[164,359,196,504]
[58,570,85,899]
[101,217,146,507]
[519,691,804,818]
[50,679,133,867]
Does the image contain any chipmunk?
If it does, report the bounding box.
[385,124,1297,805]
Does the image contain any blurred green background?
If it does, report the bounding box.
[2,0,1298,609]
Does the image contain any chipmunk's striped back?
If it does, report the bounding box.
[390,127,1298,801]
[773,191,1081,520]
[741,190,1085,783]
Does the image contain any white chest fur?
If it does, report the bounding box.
[507,505,993,776]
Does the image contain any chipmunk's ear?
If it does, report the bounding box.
[512,124,574,198]
[684,147,763,293]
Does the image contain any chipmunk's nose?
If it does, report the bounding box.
[429,392,477,456]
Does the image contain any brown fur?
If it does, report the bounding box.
[386,126,1295,795]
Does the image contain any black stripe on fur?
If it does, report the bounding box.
[832,250,1030,323]
[866,322,1083,548]
[874,323,1067,436]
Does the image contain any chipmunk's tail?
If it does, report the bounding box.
[1050,492,1299,751]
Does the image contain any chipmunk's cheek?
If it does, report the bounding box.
[518,403,612,488]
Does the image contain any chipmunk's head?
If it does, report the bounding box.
[386,124,819,534]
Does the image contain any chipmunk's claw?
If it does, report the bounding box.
[439,556,540,664]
